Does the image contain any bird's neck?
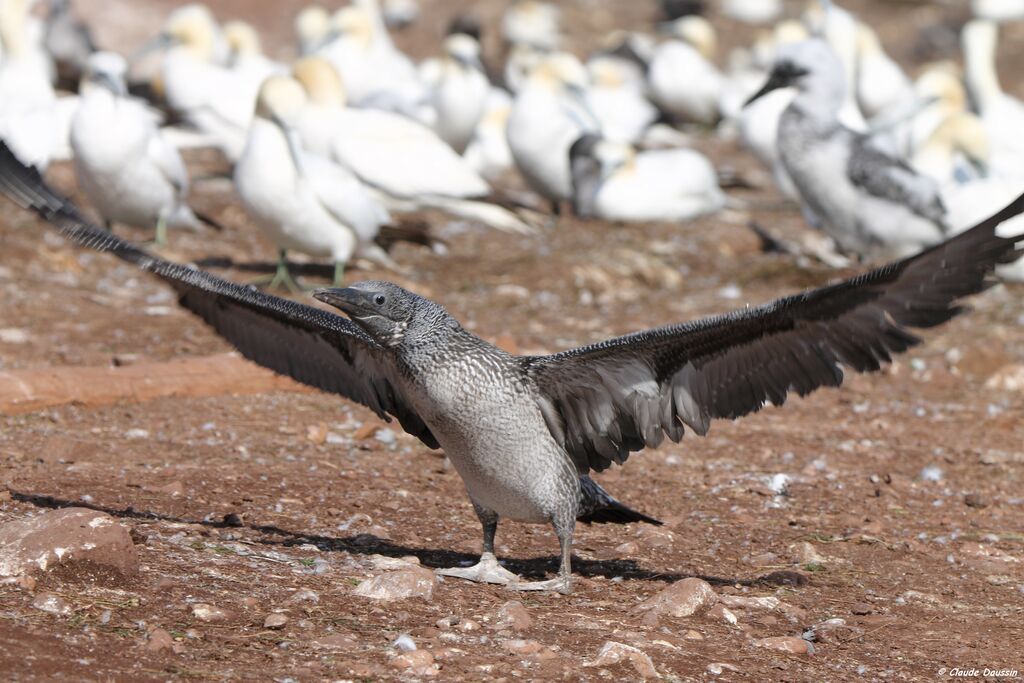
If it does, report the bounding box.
[964,29,1002,112]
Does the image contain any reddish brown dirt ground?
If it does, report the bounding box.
[2,1,1024,681]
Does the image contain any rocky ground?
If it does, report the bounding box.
[2,0,1024,681]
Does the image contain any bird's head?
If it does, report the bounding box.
[295,5,331,52]
[293,56,347,108]
[82,51,129,97]
[224,20,263,62]
[160,4,219,61]
[664,15,717,60]
[744,39,835,107]
[255,75,307,127]
[569,134,635,217]
[314,281,452,348]
[443,33,483,70]
[329,6,374,49]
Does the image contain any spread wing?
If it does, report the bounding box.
[523,194,1024,473]
[0,143,438,449]
[848,136,947,226]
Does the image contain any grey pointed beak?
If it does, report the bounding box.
[744,73,786,108]
[313,287,371,316]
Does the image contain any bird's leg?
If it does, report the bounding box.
[103,220,113,232]
[511,513,573,595]
[250,250,304,294]
[333,260,345,287]
[154,215,168,246]
[436,502,520,585]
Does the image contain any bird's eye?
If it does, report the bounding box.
[374,295,386,306]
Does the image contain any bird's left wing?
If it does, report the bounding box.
[0,143,438,449]
[522,194,1024,474]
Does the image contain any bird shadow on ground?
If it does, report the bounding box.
[193,256,337,279]
[11,490,805,588]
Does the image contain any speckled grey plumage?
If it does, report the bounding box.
[3,140,1024,593]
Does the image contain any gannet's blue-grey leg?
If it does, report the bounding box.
[154,214,168,246]
[437,501,520,585]
[511,512,574,594]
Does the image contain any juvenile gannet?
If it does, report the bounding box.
[292,58,534,235]
[71,52,215,245]
[4,142,1022,594]
[507,52,596,208]
[648,16,724,126]
[569,134,725,222]
[748,39,949,257]
[235,76,393,290]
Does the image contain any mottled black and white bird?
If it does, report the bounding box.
[747,39,950,259]
[2,142,1023,594]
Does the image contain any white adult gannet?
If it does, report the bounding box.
[224,20,286,90]
[383,0,419,29]
[71,52,211,245]
[569,134,725,223]
[0,0,65,168]
[426,32,489,154]
[463,87,514,181]
[855,23,912,123]
[806,0,867,132]
[963,20,1024,177]
[292,57,534,234]
[146,4,252,161]
[748,39,948,257]
[971,0,1024,22]
[912,112,990,185]
[648,16,725,126]
[507,52,597,208]
[295,5,330,56]
[318,4,425,117]
[235,75,393,291]
[586,52,658,143]
[501,0,560,50]
[724,0,783,24]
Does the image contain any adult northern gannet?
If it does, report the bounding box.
[292,57,535,235]
[234,76,393,291]
[569,134,725,222]
[71,52,216,245]
[3,142,1022,593]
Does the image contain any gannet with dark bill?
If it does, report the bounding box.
[2,141,1023,594]
[748,39,950,258]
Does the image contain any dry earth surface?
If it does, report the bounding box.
[2,0,1024,681]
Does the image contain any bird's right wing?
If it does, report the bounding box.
[0,143,439,449]
[523,193,1024,474]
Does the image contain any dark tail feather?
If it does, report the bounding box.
[194,209,227,232]
[717,167,758,190]
[577,475,662,526]
[377,220,447,254]
[578,500,663,526]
